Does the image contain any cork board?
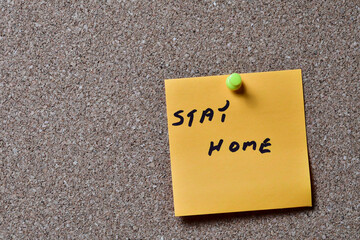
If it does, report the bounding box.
[0,1,359,239]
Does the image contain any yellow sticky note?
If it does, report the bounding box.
[165,69,312,216]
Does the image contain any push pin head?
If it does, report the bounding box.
[226,73,242,90]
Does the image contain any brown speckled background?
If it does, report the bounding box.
[0,1,359,239]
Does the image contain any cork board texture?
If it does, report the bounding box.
[0,1,359,239]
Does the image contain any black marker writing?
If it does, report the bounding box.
[259,138,271,154]
[172,110,184,126]
[242,141,257,151]
[200,108,214,123]
[172,100,230,127]
[187,109,197,127]
[218,100,230,122]
[208,138,271,156]
[208,139,224,156]
[229,141,240,152]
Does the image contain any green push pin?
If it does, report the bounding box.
[226,73,242,90]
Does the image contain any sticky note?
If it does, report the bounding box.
[165,69,312,216]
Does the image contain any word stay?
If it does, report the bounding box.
[172,100,230,127]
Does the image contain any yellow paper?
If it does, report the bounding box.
[165,69,312,216]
